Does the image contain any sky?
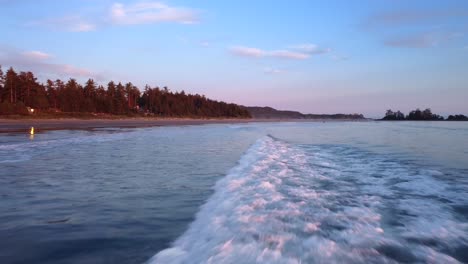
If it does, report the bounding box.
[0,0,467,117]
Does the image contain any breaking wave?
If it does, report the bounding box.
[149,136,468,263]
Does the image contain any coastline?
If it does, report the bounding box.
[0,118,250,133]
[0,118,367,133]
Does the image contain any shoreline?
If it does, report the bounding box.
[0,118,367,133]
[0,118,251,133]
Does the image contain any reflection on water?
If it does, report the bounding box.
[29,127,35,140]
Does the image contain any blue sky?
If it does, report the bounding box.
[0,0,467,117]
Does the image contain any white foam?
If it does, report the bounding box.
[148,136,467,263]
[149,137,387,263]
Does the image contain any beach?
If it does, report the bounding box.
[0,118,255,133]
[0,118,361,133]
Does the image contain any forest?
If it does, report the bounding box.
[0,66,251,118]
[382,109,467,121]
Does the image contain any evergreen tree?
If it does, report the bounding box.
[46,80,58,109]
[64,79,82,112]
[106,81,116,113]
[55,79,65,110]
[4,67,18,104]
[115,82,126,114]
[83,79,97,112]
[0,66,4,102]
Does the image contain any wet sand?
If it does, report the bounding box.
[0,118,256,133]
[0,118,368,133]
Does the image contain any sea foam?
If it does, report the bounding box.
[149,137,466,263]
[148,136,467,263]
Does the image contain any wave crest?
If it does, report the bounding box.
[149,136,467,264]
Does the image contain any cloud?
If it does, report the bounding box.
[110,1,199,25]
[199,41,210,47]
[364,9,468,49]
[384,32,465,48]
[71,22,97,32]
[30,1,198,32]
[365,10,468,27]
[229,43,333,60]
[59,64,95,77]
[0,45,104,80]
[331,55,349,61]
[229,46,309,60]
[384,34,435,48]
[31,16,97,32]
[263,67,284,74]
[269,50,310,60]
[290,44,331,54]
[230,46,265,58]
[22,51,53,60]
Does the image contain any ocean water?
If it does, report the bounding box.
[0,122,467,263]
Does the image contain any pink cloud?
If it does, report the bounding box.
[229,46,265,58]
[366,10,468,27]
[0,46,104,80]
[110,1,199,25]
[31,16,96,32]
[384,32,465,48]
[290,44,331,54]
[21,51,53,60]
[229,46,310,60]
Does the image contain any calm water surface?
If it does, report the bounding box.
[0,122,467,263]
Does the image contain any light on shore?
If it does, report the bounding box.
[30,127,35,140]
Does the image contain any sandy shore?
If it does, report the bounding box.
[0,118,257,133]
[0,118,368,133]
[0,118,318,133]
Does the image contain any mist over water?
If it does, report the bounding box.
[0,122,467,263]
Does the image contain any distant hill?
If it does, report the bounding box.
[245,106,365,120]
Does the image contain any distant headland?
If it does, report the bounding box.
[244,106,365,120]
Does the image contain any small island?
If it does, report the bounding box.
[447,115,468,121]
[381,109,467,121]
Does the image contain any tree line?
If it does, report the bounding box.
[0,66,251,118]
[383,109,467,121]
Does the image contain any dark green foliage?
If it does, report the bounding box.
[0,67,49,112]
[407,108,444,120]
[0,101,15,114]
[447,115,468,121]
[141,86,251,118]
[0,66,251,118]
[383,109,405,120]
[0,66,4,102]
[382,108,446,121]
[0,101,28,115]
